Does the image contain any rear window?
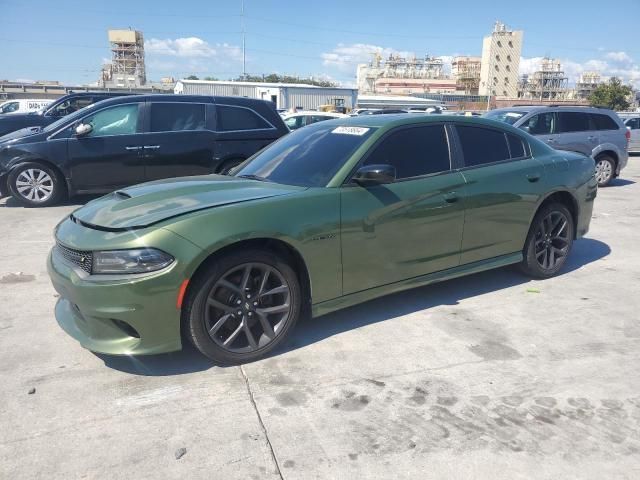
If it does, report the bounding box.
[590,113,619,131]
[217,105,272,131]
[483,110,528,125]
[150,103,206,132]
[456,125,510,167]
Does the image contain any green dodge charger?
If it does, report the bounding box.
[48,115,597,364]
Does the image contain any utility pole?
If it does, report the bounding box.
[241,0,246,79]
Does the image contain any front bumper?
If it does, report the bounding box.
[47,220,202,356]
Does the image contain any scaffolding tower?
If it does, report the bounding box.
[101,30,146,87]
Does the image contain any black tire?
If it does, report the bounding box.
[183,249,301,364]
[8,162,65,207]
[218,159,244,175]
[519,202,575,279]
[594,154,615,187]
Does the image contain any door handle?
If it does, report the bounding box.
[443,192,459,203]
[527,173,541,183]
[546,138,556,143]
[143,145,160,150]
[587,135,597,141]
[125,146,141,151]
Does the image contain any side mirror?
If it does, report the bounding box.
[75,123,93,137]
[352,164,396,186]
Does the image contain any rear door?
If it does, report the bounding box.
[519,111,557,147]
[142,101,216,181]
[554,111,597,155]
[67,102,145,192]
[453,124,545,265]
[340,124,467,294]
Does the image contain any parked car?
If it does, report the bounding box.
[0,92,135,138]
[359,109,408,115]
[624,116,640,153]
[0,99,53,115]
[48,115,597,364]
[484,106,628,186]
[0,95,288,207]
[283,111,347,130]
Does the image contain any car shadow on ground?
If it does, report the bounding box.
[97,237,610,377]
[608,178,636,187]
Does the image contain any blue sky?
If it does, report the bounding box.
[2,0,639,87]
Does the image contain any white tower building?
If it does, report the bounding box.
[479,21,523,99]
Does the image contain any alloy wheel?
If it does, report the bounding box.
[205,262,291,353]
[15,168,54,203]
[534,211,571,270]
[595,159,613,185]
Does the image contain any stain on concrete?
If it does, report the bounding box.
[276,391,308,407]
[469,341,522,360]
[364,378,386,388]
[331,394,371,412]
[283,460,295,468]
[348,453,358,460]
[437,396,459,406]
[267,407,287,417]
[0,272,35,284]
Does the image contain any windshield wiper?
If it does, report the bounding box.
[236,174,271,182]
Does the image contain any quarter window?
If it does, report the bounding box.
[363,125,450,179]
[557,112,590,133]
[456,126,510,167]
[591,113,619,131]
[216,105,271,131]
[507,133,526,158]
[150,103,206,132]
[83,104,139,137]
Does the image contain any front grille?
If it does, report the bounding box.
[55,243,93,274]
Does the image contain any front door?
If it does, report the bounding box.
[142,101,216,180]
[554,111,598,155]
[341,124,466,295]
[67,102,145,192]
[453,124,545,265]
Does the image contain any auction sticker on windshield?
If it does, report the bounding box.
[332,126,370,136]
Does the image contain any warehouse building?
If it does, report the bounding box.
[174,80,358,112]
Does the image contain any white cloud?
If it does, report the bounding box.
[519,52,640,88]
[321,43,416,72]
[146,37,241,60]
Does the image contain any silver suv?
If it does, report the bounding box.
[484,106,629,186]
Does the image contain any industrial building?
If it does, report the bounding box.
[517,58,569,101]
[479,21,523,99]
[452,56,482,94]
[356,54,456,95]
[575,71,604,100]
[100,30,146,88]
[174,80,358,111]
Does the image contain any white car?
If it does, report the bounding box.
[283,111,347,130]
[0,98,53,115]
[624,116,640,153]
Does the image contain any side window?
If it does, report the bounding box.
[521,113,555,135]
[284,116,303,130]
[591,113,620,131]
[363,125,450,179]
[216,105,272,131]
[51,97,93,117]
[83,104,139,137]
[150,103,206,132]
[557,112,590,133]
[457,125,510,167]
[507,133,526,158]
[1,102,19,113]
[627,118,640,130]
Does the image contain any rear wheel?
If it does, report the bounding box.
[594,155,615,187]
[519,203,574,279]
[8,162,65,207]
[183,249,301,364]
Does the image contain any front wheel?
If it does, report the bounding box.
[183,249,301,364]
[8,162,65,207]
[519,203,575,279]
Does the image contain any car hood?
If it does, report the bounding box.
[0,126,45,143]
[70,175,306,231]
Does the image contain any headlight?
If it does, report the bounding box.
[92,248,174,274]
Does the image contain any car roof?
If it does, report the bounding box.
[80,94,275,108]
[490,105,617,115]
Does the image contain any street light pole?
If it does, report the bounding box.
[241,0,246,79]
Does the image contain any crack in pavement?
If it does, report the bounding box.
[240,365,284,480]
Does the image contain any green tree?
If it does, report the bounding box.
[185,75,200,80]
[203,76,218,81]
[589,77,632,111]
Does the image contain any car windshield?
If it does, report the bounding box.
[42,103,99,133]
[234,122,377,187]
[483,110,528,125]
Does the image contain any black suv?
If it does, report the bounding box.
[0,92,135,137]
[0,95,288,206]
